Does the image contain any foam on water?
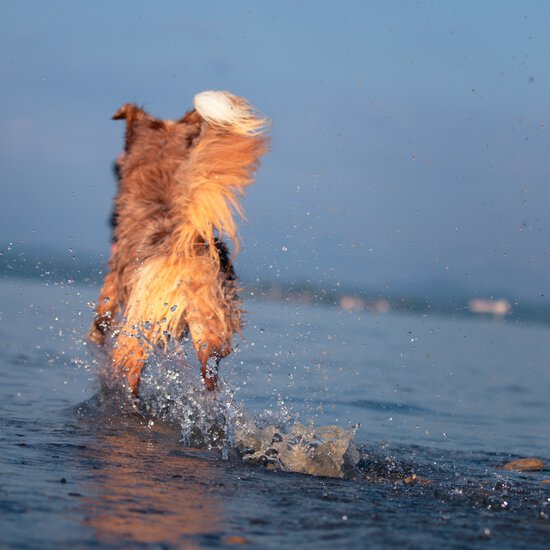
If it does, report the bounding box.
[96,346,359,478]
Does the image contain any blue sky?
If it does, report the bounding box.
[1,1,549,301]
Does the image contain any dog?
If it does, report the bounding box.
[89,91,270,396]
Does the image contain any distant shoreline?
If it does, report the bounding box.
[1,247,549,326]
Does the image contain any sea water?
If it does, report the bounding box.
[1,277,549,548]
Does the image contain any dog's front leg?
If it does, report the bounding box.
[89,270,119,344]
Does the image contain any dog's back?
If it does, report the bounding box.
[90,91,269,394]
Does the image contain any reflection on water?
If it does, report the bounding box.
[76,397,224,548]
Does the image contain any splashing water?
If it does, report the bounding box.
[236,422,359,478]
[4,279,550,548]
[98,346,359,478]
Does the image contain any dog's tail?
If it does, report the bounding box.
[173,91,270,262]
[194,90,269,137]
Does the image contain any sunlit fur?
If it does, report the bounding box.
[89,91,269,395]
[194,91,269,136]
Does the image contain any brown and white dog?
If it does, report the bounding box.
[89,91,270,396]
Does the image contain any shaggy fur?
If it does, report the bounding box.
[89,91,269,395]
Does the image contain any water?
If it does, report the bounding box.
[1,277,549,548]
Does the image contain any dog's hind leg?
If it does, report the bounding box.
[110,327,151,396]
[110,257,189,396]
[187,318,228,391]
[182,261,240,391]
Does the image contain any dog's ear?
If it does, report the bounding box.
[112,103,149,151]
[112,103,147,121]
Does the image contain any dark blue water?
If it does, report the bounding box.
[1,278,549,548]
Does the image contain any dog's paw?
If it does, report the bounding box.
[87,328,105,345]
[87,318,110,345]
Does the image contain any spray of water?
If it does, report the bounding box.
[93,344,359,478]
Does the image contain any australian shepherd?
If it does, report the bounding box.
[89,91,270,396]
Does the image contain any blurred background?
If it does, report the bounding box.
[1,1,549,312]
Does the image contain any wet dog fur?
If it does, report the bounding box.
[89,91,269,396]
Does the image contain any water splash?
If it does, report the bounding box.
[98,347,360,478]
[236,422,359,478]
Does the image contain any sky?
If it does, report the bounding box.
[1,1,549,302]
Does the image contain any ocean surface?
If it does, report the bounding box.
[1,277,549,549]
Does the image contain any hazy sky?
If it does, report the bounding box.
[1,2,549,301]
